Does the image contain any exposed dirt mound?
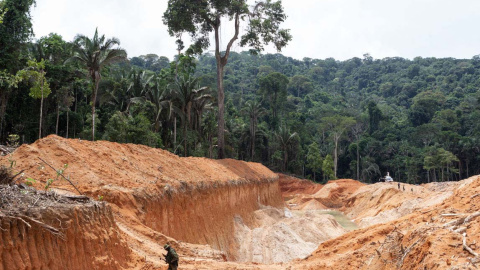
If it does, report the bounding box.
[278,174,327,210]
[0,184,138,270]
[8,135,276,192]
[312,179,366,208]
[278,174,322,198]
[0,135,286,268]
[282,178,365,211]
[3,135,479,270]
[297,199,327,210]
[296,176,480,270]
[342,181,456,228]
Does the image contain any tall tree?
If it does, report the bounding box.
[56,86,74,137]
[322,154,334,181]
[17,59,51,139]
[68,28,127,140]
[163,0,292,159]
[306,141,322,181]
[33,33,75,137]
[288,75,313,97]
[367,101,382,135]
[259,72,288,129]
[321,115,356,178]
[0,0,35,140]
[351,119,366,180]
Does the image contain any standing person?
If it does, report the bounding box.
[163,244,179,270]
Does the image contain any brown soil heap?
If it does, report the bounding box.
[0,184,137,270]
[1,135,479,270]
[1,135,285,269]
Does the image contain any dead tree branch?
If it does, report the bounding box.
[64,195,90,202]
[5,216,31,228]
[444,217,466,228]
[464,212,480,224]
[11,170,25,182]
[38,157,83,195]
[469,257,480,267]
[399,238,423,266]
[463,233,479,257]
[441,213,465,217]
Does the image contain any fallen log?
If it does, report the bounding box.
[64,195,90,202]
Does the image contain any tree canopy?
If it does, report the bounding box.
[3,3,480,185]
[163,0,291,158]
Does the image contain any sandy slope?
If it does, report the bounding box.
[297,176,480,270]
[234,206,346,264]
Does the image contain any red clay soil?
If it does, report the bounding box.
[0,186,140,270]
[281,177,365,210]
[278,174,323,197]
[312,179,366,208]
[296,176,480,270]
[0,135,285,269]
[342,181,452,228]
[2,135,480,270]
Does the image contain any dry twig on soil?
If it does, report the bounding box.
[469,257,480,267]
[399,238,423,267]
[444,211,480,234]
[464,212,480,224]
[441,213,465,217]
[463,233,479,257]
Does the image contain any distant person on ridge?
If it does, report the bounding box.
[163,244,179,270]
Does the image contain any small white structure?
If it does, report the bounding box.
[384,172,393,182]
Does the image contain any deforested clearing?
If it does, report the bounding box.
[1,136,479,269]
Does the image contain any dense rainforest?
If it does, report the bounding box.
[2,1,480,185]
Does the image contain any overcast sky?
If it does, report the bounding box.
[31,0,480,62]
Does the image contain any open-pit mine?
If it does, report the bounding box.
[1,135,479,269]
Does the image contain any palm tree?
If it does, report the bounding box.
[171,74,209,157]
[191,90,213,135]
[241,100,265,161]
[68,28,127,140]
[146,76,174,133]
[275,125,298,172]
[98,69,129,112]
[126,69,153,113]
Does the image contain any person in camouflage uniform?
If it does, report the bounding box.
[163,244,179,270]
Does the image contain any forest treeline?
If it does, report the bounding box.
[2,0,480,184]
